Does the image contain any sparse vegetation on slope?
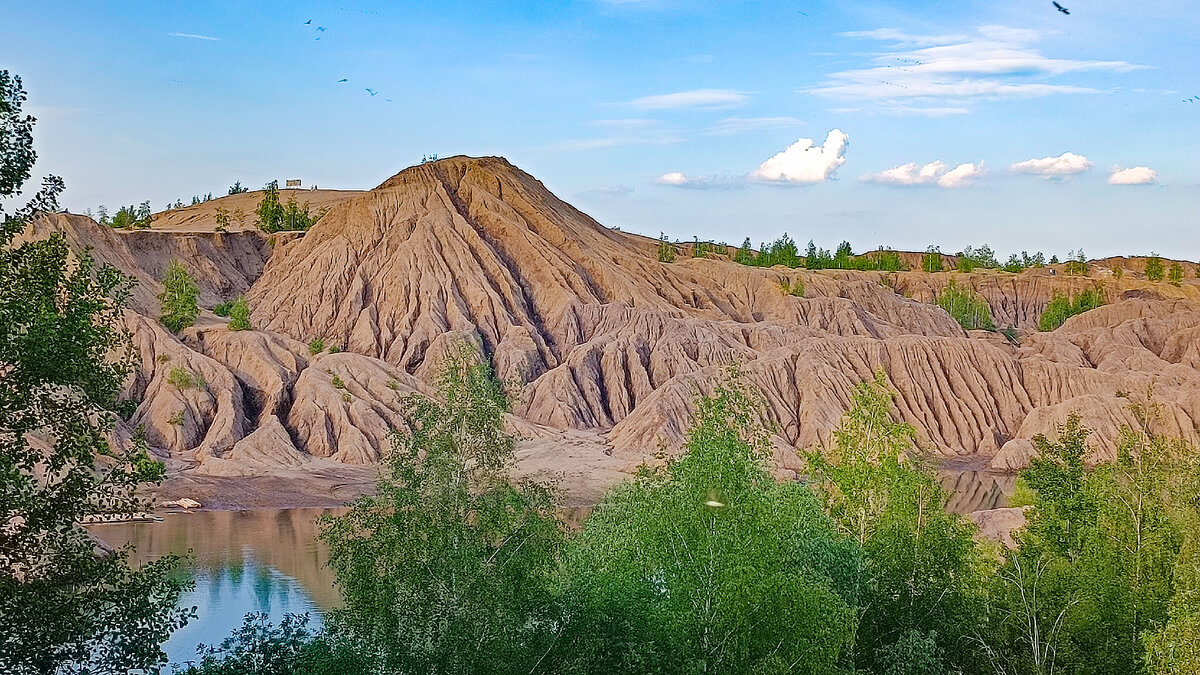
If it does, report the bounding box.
[158,259,199,332]
[937,280,996,331]
[1038,287,1106,331]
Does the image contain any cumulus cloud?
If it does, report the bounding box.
[749,130,849,184]
[655,172,741,190]
[1108,166,1157,185]
[810,25,1141,115]
[862,160,984,188]
[628,89,749,110]
[1011,152,1093,178]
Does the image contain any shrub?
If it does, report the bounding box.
[733,237,756,265]
[328,345,340,353]
[212,301,233,317]
[1146,254,1165,281]
[227,296,251,331]
[166,366,204,390]
[308,338,325,354]
[779,277,805,297]
[1038,287,1106,331]
[331,374,346,389]
[167,410,185,426]
[214,206,231,233]
[227,180,248,195]
[936,281,995,331]
[1064,249,1088,275]
[158,259,199,332]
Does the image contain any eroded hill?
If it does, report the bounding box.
[28,156,1200,506]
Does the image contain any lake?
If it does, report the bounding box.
[87,470,1012,667]
[88,508,343,668]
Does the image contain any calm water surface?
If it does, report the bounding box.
[88,508,343,668]
[86,471,1010,666]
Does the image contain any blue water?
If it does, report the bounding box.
[86,508,340,668]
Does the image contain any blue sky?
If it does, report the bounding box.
[4,0,1197,258]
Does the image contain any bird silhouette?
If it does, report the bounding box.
[385,98,393,102]
[317,26,326,32]
[304,19,311,24]
[1053,1,1070,14]
[365,88,378,96]
[337,78,348,83]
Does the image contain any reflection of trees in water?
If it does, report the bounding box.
[87,508,344,610]
[189,550,313,615]
[938,470,1016,514]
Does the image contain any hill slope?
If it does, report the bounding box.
[25,156,1200,505]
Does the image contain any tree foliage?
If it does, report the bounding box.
[937,281,996,331]
[158,259,199,333]
[808,372,988,674]
[0,69,189,674]
[558,374,857,673]
[1146,254,1165,282]
[1038,288,1105,332]
[227,296,251,331]
[320,344,564,674]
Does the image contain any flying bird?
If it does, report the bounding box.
[365,88,378,96]
[337,78,348,83]
[304,19,311,24]
[1053,1,1070,14]
[317,26,326,31]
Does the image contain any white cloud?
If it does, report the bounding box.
[1108,166,1157,185]
[811,25,1141,114]
[749,130,849,185]
[1011,152,1093,178]
[655,172,741,190]
[168,32,219,41]
[628,89,749,110]
[705,116,804,135]
[862,160,984,188]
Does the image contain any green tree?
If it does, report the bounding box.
[227,180,247,195]
[808,372,988,674]
[1038,288,1105,331]
[1146,526,1200,674]
[936,281,996,331]
[158,259,199,332]
[1168,263,1183,286]
[227,296,251,331]
[1146,254,1165,281]
[733,237,755,265]
[922,246,945,273]
[558,374,857,673]
[176,613,372,675]
[657,232,677,263]
[320,344,564,674]
[983,412,1193,675]
[0,68,190,674]
[255,180,284,232]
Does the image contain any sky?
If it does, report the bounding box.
[3,0,1198,258]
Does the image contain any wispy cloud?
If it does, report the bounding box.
[809,25,1141,115]
[1108,166,1157,185]
[168,32,219,41]
[552,119,683,151]
[655,172,743,190]
[1011,152,1093,178]
[862,161,985,188]
[705,116,804,135]
[627,89,749,110]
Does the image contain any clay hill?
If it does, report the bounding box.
[26,156,1200,508]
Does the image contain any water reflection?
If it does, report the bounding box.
[938,470,1016,514]
[87,508,342,667]
[82,476,1011,665]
